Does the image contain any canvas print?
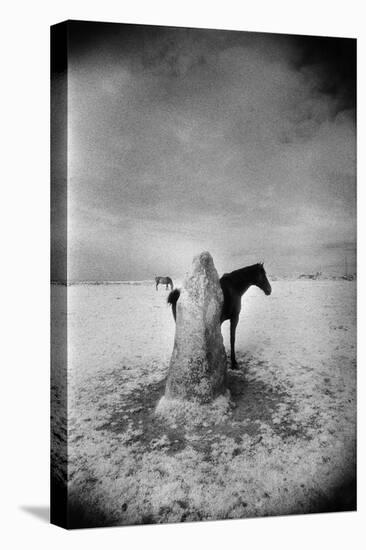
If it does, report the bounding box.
[51,20,356,529]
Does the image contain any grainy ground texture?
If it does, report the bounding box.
[51,279,356,527]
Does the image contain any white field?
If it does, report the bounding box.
[53,280,356,526]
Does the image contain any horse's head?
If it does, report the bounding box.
[254,262,272,295]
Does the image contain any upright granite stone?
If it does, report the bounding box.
[165,251,227,403]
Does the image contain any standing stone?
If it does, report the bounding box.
[165,251,227,403]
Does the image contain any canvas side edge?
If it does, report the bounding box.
[50,21,69,529]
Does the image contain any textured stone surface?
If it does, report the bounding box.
[165,251,227,403]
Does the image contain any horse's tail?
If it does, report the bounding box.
[167,288,180,321]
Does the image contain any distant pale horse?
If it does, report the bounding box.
[168,263,271,369]
[155,276,173,291]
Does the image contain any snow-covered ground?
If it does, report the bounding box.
[52,280,356,527]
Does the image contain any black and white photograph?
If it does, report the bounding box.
[51,19,356,529]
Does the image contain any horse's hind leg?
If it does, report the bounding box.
[230,315,239,369]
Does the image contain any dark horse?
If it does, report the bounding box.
[167,263,271,369]
[155,276,173,291]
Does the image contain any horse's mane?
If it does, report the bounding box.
[222,262,264,281]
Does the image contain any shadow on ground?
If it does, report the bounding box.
[67,352,355,527]
[20,506,49,523]
[96,353,314,460]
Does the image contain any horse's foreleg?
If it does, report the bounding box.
[230,315,239,369]
[156,283,159,291]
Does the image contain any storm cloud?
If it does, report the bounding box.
[65,22,356,280]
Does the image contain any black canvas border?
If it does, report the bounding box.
[50,20,68,529]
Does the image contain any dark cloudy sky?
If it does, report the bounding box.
[66,21,356,280]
